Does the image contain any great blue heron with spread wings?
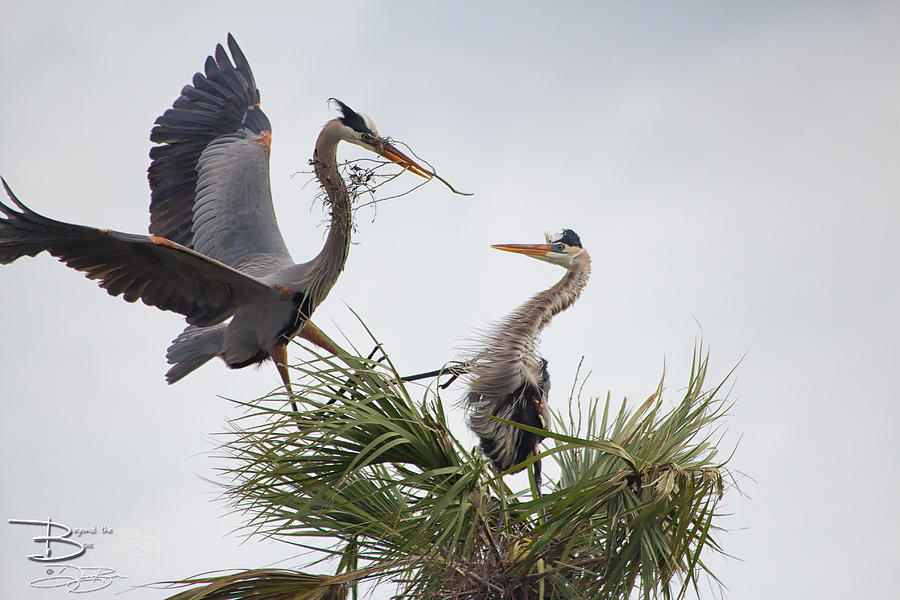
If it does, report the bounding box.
[0,35,432,398]
[465,229,591,490]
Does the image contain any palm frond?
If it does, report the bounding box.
[542,348,732,599]
[174,329,735,600]
[159,564,400,600]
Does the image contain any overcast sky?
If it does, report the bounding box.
[1,2,898,598]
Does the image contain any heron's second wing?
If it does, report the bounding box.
[190,128,292,273]
[149,34,290,270]
[0,181,280,328]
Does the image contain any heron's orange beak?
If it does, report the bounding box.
[378,142,433,179]
[491,243,553,256]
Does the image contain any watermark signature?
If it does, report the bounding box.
[29,565,127,594]
[9,518,129,594]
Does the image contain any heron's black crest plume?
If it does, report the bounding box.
[554,229,582,247]
[330,98,373,135]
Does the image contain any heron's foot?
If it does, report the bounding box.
[366,344,391,365]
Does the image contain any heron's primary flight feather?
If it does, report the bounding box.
[148,33,273,255]
[0,178,281,328]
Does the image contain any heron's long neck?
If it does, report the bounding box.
[518,256,592,343]
[303,124,353,309]
[470,255,591,394]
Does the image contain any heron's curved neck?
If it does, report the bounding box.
[468,254,591,394]
[304,121,353,307]
[516,254,592,344]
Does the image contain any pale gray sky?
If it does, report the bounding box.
[1,2,898,598]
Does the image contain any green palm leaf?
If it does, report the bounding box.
[169,328,736,599]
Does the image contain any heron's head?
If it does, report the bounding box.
[328,98,432,179]
[492,229,589,270]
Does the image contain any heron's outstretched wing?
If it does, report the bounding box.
[148,34,291,272]
[0,180,282,328]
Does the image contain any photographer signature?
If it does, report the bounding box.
[30,565,127,594]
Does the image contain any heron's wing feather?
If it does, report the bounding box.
[149,34,289,270]
[0,181,281,328]
[191,129,291,272]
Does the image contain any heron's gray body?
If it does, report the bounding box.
[161,116,355,381]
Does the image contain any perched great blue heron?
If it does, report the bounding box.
[465,229,591,489]
[0,35,432,396]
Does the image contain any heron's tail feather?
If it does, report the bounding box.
[165,324,226,384]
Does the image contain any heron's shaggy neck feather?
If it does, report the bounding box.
[469,254,591,397]
[303,121,353,310]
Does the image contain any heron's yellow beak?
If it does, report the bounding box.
[377,142,433,179]
[491,243,553,256]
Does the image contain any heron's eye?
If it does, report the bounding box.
[554,243,565,252]
[361,133,375,145]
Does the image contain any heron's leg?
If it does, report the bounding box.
[270,345,299,414]
[297,320,341,355]
[294,321,385,409]
[533,454,546,522]
[532,396,547,428]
